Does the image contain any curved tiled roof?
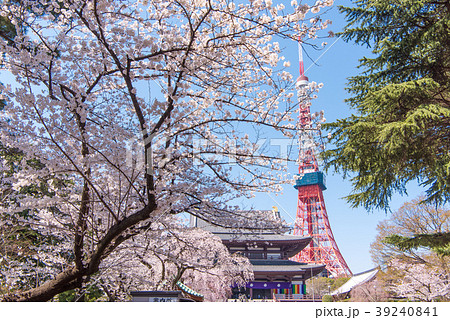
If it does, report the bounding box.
[250,260,325,280]
[176,281,204,301]
[217,233,312,257]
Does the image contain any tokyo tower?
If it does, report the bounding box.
[292,41,352,278]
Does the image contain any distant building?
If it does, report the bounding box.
[130,282,204,302]
[191,209,325,301]
[330,268,379,300]
[130,290,191,302]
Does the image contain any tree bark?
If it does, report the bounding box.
[2,268,82,302]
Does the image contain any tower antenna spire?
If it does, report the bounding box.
[296,38,309,87]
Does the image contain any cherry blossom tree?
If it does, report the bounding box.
[350,279,389,302]
[387,259,450,301]
[95,221,253,301]
[0,0,332,301]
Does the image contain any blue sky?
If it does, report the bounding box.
[239,1,426,274]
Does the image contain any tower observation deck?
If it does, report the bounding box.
[292,40,352,278]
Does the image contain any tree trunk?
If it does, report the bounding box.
[2,268,82,302]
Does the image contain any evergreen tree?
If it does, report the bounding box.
[370,196,450,264]
[323,0,450,211]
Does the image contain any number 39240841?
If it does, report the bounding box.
[375,306,438,317]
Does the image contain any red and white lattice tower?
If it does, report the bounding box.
[292,41,352,278]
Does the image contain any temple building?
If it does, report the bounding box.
[191,209,325,301]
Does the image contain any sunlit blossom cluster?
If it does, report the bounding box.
[388,259,450,301]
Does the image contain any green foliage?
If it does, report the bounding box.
[323,0,450,210]
[56,284,106,302]
[1,129,73,293]
[307,276,350,297]
[370,196,450,265]
[0,96,5,111]
[322,294,333,302]
[385,232,450,256]
[331,276,351,291]
[0,15,16,42]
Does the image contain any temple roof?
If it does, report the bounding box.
[190,210,289,234]
[331,268,379,296]
[176,281,204,302]
[250,259,325,279]
[217,233,312,258]
[215,233,310,242]
[251,259,309,266]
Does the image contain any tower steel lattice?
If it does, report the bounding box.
[292,42,352,278]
